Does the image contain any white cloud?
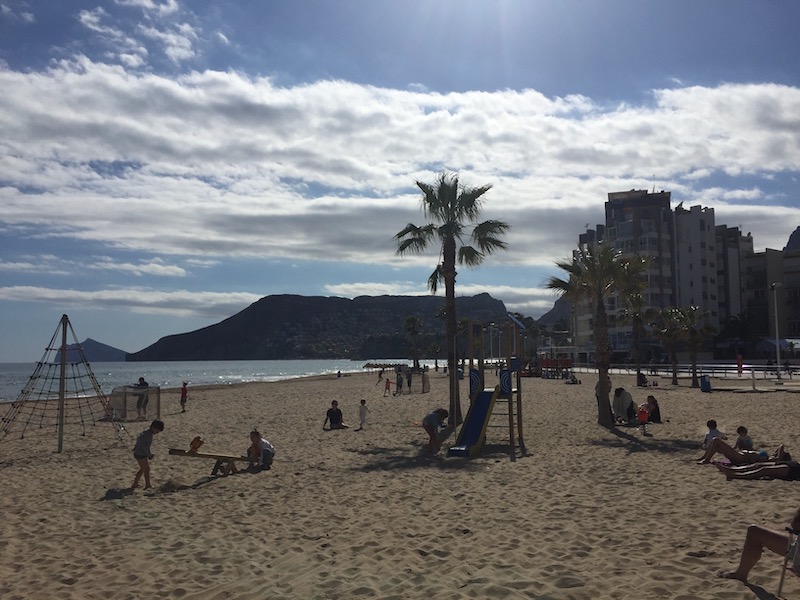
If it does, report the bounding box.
[1,60,799,323]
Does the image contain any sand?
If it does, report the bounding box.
[1,369,799,599]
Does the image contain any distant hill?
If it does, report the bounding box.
[536,295,570,327]
[66,338,128,362]
[127,293,510,361]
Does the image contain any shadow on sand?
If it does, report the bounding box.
[588,426,699,455]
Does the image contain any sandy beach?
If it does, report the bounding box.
[1,369,799,599]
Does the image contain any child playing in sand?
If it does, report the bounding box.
[132,419,164,490]
[248,430,275,470]
[180,381,188,412]
[702,419,726,449]
[733,425,753,450]
[422,408,449,454]
[355,399,369,431]
[383,377,393,396]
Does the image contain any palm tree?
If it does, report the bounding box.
[617,256,649,377]
[395,172,509,425]
[546,243,629,427]
[404,315,422,370]
[650,308,684,385]
[677,306,717,388]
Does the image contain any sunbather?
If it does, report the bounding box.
[697,440,788,465]
[718,506,800,584]
[714,456,800,481]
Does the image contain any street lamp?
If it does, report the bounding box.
[771,282,783,379]
[488,322,496,361]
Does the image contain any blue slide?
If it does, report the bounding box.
[447,385,500,457]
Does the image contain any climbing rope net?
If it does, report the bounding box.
[0,315,131,452]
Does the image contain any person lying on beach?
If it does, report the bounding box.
[422,408,449,454]
[132,419,164,490]
[718,506,800,584]
[696,440,787,465]
[713,454,800,481]
[248,430,275,470]
[323,400,349,430]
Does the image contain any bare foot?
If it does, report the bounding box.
[717,569,746,583]
[143,484,153,490]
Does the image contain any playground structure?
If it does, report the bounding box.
[0,314,129,454]
[448,314,527,461]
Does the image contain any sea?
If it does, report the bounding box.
[0,359,426,403]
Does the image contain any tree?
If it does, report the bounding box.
[404,315,423,370]
[546,243,629,427]
[650,308,684,386]
[677,306,717,388]
[616,256,650,377]
[395,172,509,425]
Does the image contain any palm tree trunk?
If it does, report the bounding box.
[594,304,614,427]
[443,241,462,427]
[690,349,699,387]
[670,350,679,385]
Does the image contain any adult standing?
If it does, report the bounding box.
[133,376,149,419]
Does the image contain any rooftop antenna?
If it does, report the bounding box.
[651,175,656,193]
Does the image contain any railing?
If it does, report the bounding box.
[568,362,795,381]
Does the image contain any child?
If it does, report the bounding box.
[383,377,393,397]
[132,419,164,490]
[703,419,727,449]
[355,398,369,431]
[422,408,449,454]
[637,403,650,434]
[180,381,188,412]
[733,426,753,450]
[248,430,275,470]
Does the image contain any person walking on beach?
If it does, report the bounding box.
[133,376,149,419]
[383,377,393,397]
[356,399,369,431]
[395,372,403,396]
[180,381,188,413]
[132,419,164,490]
[406,370,412,394]
[375,368,384,384]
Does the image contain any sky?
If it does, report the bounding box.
[1,0,799,362]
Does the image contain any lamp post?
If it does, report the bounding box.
[488,322,496,362]
[771,282,783,379]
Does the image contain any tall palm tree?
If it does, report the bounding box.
[546,243,629,427]
[395,172,509,425]
[677,306,717,388]
[404,315,422,370]
[617,256,650,377]
[650,308,684,386]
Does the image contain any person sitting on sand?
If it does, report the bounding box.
[702,419,726,449]
[697,440,787,466]
[733,425,753,450]
[248,430,275,470]
[132,419,164,490]
[718,506,800,584]
[323,400,348,430]
[645,395,661,423]
[611,387,635,424]
[422,408,449,454]
[713,453,800,481]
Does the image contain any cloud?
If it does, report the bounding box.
[1,59,799,324]
[0,285,260,319]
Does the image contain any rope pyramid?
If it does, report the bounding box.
[0,314,131,453]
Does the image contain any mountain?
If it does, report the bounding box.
[785,226,800,252]
[66,338,128,362]
[536,295,571,327]
[127,293,510,361]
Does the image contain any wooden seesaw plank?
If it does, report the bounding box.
[168,448,250,476]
